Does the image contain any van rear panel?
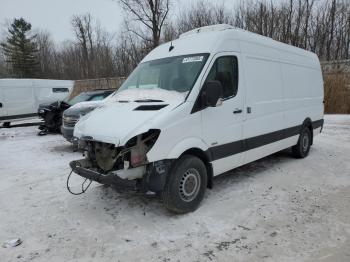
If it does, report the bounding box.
[0,79,74,123]
[218,31,323,170]
[282,62,324,130]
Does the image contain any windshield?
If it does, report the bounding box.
[67,93,91,105]
[115,53,209,101]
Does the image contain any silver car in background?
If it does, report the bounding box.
[61,89,114,144]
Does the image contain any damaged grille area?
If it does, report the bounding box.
[94,142,120,171]
[79,129,161,173]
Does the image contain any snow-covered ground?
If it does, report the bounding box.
[0,115,350,262]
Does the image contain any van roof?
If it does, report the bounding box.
[0,78,74,88]
[143,24,320,69]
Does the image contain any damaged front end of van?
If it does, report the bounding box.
[67,84,190,193]
[67,52,210,195]
[69,127,172,192]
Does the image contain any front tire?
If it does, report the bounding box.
[161,155,207,214]
[292,127,312,158]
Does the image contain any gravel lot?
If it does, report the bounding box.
[0,115,350,262]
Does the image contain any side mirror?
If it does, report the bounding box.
[201,80,224,107]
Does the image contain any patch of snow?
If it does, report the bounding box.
[1,115,350,261]
[107,88,187,103]
[69,100,104,110]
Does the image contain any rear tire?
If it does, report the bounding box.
[2,122,10,128]
[292,127,312,158]
[161,155,207,214]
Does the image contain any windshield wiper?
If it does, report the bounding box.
[134,99,164,103]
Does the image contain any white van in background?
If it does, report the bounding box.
[70,24,324,213]
[0,79,74,126]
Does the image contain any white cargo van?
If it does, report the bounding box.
[0,79,74,126]
[70,25,324,213]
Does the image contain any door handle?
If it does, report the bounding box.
[233,109,242,114]
[0,103,2,108]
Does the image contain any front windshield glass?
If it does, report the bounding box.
[115,53,209,101]
[67,93,90,105]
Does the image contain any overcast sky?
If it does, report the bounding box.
[0,0,236,43]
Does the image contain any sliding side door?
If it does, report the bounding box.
[242,55,286,164]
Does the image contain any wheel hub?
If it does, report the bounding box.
[302,134,309,152]
[179,168,201,202]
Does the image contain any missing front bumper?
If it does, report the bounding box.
[69,159,145,185]
[69,158,173,192]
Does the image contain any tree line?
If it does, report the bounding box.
[0,0,349,80]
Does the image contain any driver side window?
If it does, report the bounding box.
[205,56,239,99]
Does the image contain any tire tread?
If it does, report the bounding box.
[161,155,207,214]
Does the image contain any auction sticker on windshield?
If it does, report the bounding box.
[182,56,204,63]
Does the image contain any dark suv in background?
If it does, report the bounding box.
[38,89,114,135]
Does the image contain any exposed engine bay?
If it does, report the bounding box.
[68,128,174,194]
[82,129,160,173]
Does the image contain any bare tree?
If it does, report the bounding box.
[171,1,231,38]
[114,32,148,76]
[0,49,9,77]
[326,0,337,60]
[2,0,350,81]
[118,0,171,48]
[93,24,117,78]
[35,30,57,78]
[71,13,94,78]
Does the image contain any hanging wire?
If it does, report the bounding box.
[66,169,92,195]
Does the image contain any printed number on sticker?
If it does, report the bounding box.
[182,56,204,63]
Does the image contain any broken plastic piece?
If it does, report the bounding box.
[2,238,22,248]
[112,166,145,180]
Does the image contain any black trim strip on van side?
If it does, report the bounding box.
[0,113,37,121]
[206,119,324,162]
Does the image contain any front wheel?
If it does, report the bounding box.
[292,127,312,158]
[161,155,207,214]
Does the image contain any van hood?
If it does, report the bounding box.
[74,95,183,145]
[106,87,187,103]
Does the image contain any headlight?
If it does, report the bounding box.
[63,115,80,127]
[126,129,161,167]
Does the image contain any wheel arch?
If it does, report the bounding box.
[180,148,214,189]
[301,118,314,145]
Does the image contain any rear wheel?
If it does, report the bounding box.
[161,155,207,214]
[2,122,10,128]
[292,127,312,158]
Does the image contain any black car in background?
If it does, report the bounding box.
[38,89,114,135]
